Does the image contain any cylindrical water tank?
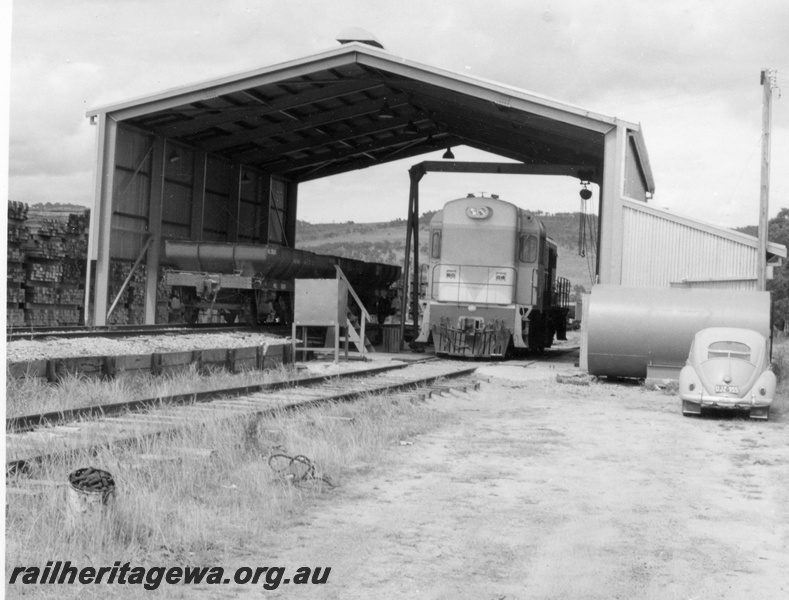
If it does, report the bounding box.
[585,285,771,378]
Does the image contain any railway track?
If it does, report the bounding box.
[6,323,289,342]
[6,360,481,475]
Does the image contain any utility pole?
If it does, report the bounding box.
[758,68,777,291]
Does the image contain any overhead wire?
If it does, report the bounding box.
[726,135,763,207]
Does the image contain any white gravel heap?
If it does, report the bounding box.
[6,332,289,363]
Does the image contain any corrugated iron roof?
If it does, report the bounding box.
[86,42,654,188]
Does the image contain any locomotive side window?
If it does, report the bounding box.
[431,230,442,259]
[519,234,538,262]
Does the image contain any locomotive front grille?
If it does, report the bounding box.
[432,317,511,358]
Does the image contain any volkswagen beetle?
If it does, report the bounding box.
[679,327,775,420]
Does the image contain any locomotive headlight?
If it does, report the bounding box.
[468,305,477,312]
[466,206,491,219]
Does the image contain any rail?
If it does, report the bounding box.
[6,323,258,343]
[7,362,479,475]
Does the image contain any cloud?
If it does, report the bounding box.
[7,0,789,227]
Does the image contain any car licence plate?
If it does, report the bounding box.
[715,385,739,394]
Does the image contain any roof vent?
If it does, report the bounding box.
[336,27,385,49]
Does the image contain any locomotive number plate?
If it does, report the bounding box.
[714,385,739,394]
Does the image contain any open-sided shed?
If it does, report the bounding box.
[85,40,655,325]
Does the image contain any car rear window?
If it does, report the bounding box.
[707,341,751,361]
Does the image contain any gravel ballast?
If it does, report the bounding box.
[6,332,290,363]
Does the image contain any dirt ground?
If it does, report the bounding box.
[200,352,789,600]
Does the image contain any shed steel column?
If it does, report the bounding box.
[285,180,299,249]
[411,173,420,344]
[401,166,424,349]
[598,124,626,285]
[92,115,118,326]
[144,138,165,324]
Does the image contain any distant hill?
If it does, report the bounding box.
[296,212,598,290]
[735,225,758,237]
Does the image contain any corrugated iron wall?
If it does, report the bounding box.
[111,127,153,261]
[161,144,194,241]
[621,202,758,288]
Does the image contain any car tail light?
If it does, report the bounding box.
[759,387,766,396]
[689,383,695,391]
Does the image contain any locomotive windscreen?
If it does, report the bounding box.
[434,198,518,305]
[441,198,518,265]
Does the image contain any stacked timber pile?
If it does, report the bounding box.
[7,202,30,327]
[5,202,90,327]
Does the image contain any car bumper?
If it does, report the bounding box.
[679,392,772,409]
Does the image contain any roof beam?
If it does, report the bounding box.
[439,117,601,167]
[356,53,618,134]
[293,135,466,182]
[86,51,379,120]
[252,128,445,172]
[198,93,412,153]
[413,91,604,150]
[454,136,600,173]
[411,161,596,179]
[159,80,389,137]
[228,115,431,163]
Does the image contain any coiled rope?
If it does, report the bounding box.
[267,453,335,488]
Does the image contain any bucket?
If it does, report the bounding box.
[382,325,402,353]
[66,467,116,526]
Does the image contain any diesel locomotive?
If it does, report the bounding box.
[415,193,570,357]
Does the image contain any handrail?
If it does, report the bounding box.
[334,265,371,322]
[334,265,373,356]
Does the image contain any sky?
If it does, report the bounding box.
[5,0,789,228]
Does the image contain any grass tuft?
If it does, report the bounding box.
[5,363,295,419]
[5,388,450,598]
